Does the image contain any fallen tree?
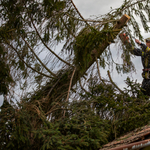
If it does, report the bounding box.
[28,14,131,118]
[1,0,150,149]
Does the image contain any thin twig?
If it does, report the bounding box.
[79,78,90,94]
[66,67,76,102]
[95,57,105,84]
[107,70,124,94]
[63,67,76,117]
[46,91,69,119]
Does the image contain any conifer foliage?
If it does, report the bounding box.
[0,44,13,95]
[1,0,150,149]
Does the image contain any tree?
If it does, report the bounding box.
[1,0,150,149]
[0,44,13,95]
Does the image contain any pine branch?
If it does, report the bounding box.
[30,17,73,67]
[61,17,76,38]
[22,36,56,77]
[113,0,148,17]
[46,91,69,117]
[66,12,117,24]
[107,70,124,94]
[66,67,76,102]
[5,40,53,78]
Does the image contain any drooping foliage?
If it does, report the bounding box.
[0,44,13,95]
[1,0,150,149]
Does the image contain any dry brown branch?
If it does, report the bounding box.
[107,70,124,94]
[95,57,105,84]
[66,67,76,102]
[63,67,76,117]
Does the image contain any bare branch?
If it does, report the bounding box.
[95,57,105,84]
[107,70,124,94]
[63,67,76,117]
[70,0,90,26]
[66,67,76,102]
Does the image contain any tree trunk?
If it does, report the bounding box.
[29,14,130,118]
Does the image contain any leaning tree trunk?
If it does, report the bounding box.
[28,14,130,120]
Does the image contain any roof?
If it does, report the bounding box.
[101,124,150,150]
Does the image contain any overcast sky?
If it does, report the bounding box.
[73,0,124,17]
[0,0,149,106]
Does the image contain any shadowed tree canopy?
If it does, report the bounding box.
[1,0,150,149]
